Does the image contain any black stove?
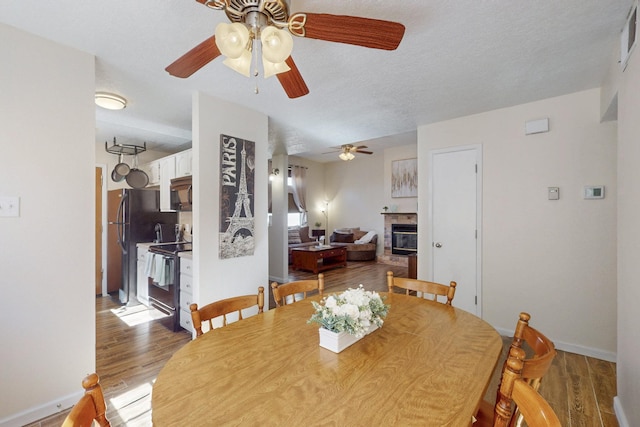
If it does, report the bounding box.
[147,242,192,332]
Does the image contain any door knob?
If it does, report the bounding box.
[434,242,443,248]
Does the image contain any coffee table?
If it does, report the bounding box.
[291,245,347,273]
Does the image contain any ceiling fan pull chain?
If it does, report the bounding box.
[253,34,260,94]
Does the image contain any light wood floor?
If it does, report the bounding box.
[27,261,617,426]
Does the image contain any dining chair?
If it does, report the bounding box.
[62,373,111,427]
[492,347,561,427]
[386,271,456,305]
[475,312,557,427]
[190,286,265,337]
[271,273,324,307]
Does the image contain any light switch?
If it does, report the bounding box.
[548,187,559,200]
[0,196,20,217]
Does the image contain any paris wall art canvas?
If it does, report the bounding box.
[219,134,255,259]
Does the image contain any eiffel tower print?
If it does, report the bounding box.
[219,135,255,259]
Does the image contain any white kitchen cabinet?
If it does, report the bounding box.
[145,160,161,186]
[179,256,194,333]
[136,246,150,306]
[175,149,192,178]
[159,156,176,212]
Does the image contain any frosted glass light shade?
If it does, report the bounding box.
[262,58,290,78]
[215,22,250,59]
[260,26,293,63]
[339,152,355,161]
[222,49,252,77]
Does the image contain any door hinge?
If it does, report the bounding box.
[475,163,478,173]
[475,295,477,305]
[475,229,477,239]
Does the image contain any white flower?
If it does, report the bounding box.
[308,285,390,336]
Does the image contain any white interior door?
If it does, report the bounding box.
[429,145,482,316]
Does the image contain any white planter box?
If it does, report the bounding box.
[318,324,378,353]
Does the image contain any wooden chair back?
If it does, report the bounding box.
[62,373,110,427]
[475,312,557,427]
[386,271,457,305]
[190,286,264,337]
[271,274,324,307]
[493,347,561,427]
[510,312,557,392]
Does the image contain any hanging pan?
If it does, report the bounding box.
[111,154,129,182]
[126,154,149,189]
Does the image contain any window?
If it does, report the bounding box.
[621,0,638,69]
[287,212,302,227]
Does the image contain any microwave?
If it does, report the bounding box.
[170,176,192,211]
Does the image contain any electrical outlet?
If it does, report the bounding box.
[0,196,20,217]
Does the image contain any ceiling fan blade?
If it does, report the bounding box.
[356,150,373,155]
[165,35,221,78]
[289,13,405,50]
[276,56,309,99]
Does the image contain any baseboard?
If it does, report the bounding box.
[0,390,82,427]
[614,396,630,427]
[269,274,288,284]
[493,327,616,362]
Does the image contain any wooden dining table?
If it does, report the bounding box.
[152,292,502,426]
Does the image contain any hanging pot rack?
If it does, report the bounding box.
[104,138,147,156]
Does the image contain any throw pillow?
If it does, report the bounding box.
[299,225,312,243]
[333,232,354,243]
[353,230,367,241]
[288,227,302,244]
[355,230,376,244]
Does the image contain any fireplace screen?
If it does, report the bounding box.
[392,224,417,255]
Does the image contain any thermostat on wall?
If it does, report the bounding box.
[584,186,605,199]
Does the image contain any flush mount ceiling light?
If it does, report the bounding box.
[95,92,127,110]
[165,0,405,99]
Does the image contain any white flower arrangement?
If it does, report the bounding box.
[308,285,390,338]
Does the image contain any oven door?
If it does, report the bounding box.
[148,254,179,330]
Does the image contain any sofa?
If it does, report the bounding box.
[288,225,319,263]
[329,228,378,261]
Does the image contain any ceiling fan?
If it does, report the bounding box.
[165,0,405,98]
[324,144,373,161]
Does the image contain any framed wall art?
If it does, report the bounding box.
[391,158,418,198]
[219,134,255,259]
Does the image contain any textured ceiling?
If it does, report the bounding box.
[0,0,631,162]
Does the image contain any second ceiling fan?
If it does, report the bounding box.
[323,144,373,161]
[166,0,405,98]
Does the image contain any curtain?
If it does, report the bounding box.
[290,165,307,224]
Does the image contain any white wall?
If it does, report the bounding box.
[322,143,418,256]
[615,39,640,427]
[324,154,386,254]
[383,144,419,213]
[192,93,269,321]
[417,89,618,360]
[0,25,95,424]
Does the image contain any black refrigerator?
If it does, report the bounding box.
[107,189,178,305]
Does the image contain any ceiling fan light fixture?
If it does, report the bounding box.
[95,92,127,110]
[222,49,252,77]
[262,57,290,78]
[215,22,250,59]
[260,26,293,63]
[339,151,355,161]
